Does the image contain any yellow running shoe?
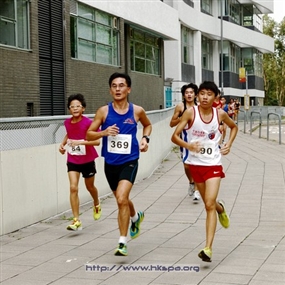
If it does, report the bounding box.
[93,204,102,220]
[198,247,212,262]
[218,200,230,228]
[66,218,82,231]
[114,243,128,256]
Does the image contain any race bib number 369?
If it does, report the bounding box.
[107,134,131,154]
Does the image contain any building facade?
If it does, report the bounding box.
[165,0,274,107]
[0,0,274,118]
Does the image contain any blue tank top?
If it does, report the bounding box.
[101,102,139,165]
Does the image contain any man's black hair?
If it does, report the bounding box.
[198,81,219,96]
[108,72,132,87]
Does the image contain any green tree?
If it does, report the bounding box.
[263,15,285,106]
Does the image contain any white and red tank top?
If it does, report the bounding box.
[184,105,222,166]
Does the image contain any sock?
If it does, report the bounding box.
[131,212,138,223]
[118,236,127,245]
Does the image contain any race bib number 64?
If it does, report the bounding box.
[107,134,131,154]
[68,140,86,156]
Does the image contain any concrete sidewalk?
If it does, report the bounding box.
[1,130,285,285]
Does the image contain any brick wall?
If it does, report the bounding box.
[0,1,40,118]
[0,0,165,118]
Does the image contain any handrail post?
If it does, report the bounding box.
[250,111,262,137]
[267,112,282,144]
[239,109,246,133]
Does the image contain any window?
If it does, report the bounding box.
[242,48,263,77]
[70,1,119,65]
[181,26,194,65]
[202,36,213,70]
[224,0,241,24]
[201,0,212,15]
[230,43,241,73]
[220,41,240,73]
[229,0,240,24]
[253,51,263,77]
[242,5,253,27]
[0,0,30,49]
[242,5,262,32]
[252,6,262,32]
[130,28,161,75]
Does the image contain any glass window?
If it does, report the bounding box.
[0,0,29,49]
[181,26,194,65]
[224,0,241,24]
[201,0,212,15]
[130,27,161,75]
[78,39,95,61]
[231,43,241,73]
[71,2,119,66]
[202,36,213,70]
[242,5,262,32]
[252,5,262,32]
[242,48,263,76]
[253,51,262,77]
[229,0,240,24]
[242,5,253,26]
[220,41,240,73]
[242,48,253,74]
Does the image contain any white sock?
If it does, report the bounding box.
[131,212,138,223]
[118,236,127,245]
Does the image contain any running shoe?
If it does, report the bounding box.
[198,247,212,262]
[130,211,144,239]
[188,183,195,196]
[114,243,128,256]
[93,204,102,220]
[193,190,201,202]
[218,200,230,228]
[66,218,82,231]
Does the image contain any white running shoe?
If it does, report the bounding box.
[193,190,201,202]
[188,183,195,196]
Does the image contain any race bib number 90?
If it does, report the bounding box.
[192,141,215,160]
[107,134,131,154]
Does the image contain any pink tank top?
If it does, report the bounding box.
[64,116,99,164]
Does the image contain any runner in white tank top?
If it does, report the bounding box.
[169,83,200,199]
[171,81,238,263]
[184,105,222,166]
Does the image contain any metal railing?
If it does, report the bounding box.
[0,115,72,151]
[238,109,247,133]
[0,108,174,151]
[250,111,262,138]
[267,113,282,144]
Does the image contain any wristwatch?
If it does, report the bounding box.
[142,135,150,143]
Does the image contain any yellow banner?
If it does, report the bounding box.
[239,68,246,83]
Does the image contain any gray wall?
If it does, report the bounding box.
[0,108,175,235]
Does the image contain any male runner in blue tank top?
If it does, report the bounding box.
[87,72,152,256]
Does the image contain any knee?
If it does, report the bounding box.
[86,185,96,192]
[116,196,128,208]
[204,200,216,212]
[70,185,78,194]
